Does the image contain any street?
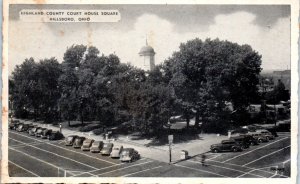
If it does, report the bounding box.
[8,130,290,177]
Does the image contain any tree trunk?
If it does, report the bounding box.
[68,111,71,127]
[81,111,84,125]
[34,109,37,121]
[195,110,200,128]
[185,111,190,128]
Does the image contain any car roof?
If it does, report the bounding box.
[114,145,123,148]
[68,135,78,137]
[222,140,235,143]
[123,148,134,151]
[93,141,102,143]
[104,142,113,145]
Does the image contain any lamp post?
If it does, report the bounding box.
[166,120,172,164]
[59,123,62,133]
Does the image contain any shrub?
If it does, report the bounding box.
[93,128,104,135]
[79,124,102,132]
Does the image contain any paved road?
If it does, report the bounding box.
[8,130,290,177]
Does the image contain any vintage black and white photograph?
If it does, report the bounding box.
[2,0,298,183]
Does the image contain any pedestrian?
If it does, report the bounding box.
[201,154,206,166]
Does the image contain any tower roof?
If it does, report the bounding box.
[139,45,155,55]
[139,38,155,55]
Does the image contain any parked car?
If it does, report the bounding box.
[120,148,140,162]
[81,139,94,151]
[27,125,37,133]
[110,145,123,158]
[35,128,46,137]
[9,122,16,130]
[20,123,34,132]
[16,123,25,132]
[9,120,21,130]
[101,143,114,155]
[10,121,22,130]
[210,140,243,153]
[29,127,41,136]
[238,134,259,146]
[49,131,64,140]
[256,129,275,140]
[229,136,250,149]
[266,128,278,137]
[90,141,104,153]
[65,135,79,146]
[41,129,52,139]
[73,137,86,148]
[247,132,268,143]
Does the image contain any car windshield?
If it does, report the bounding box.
[67,137,74,141]
[83,141,91,145]
[113,148,119,150]
[103,144,108,148]
[92,142,99,146]
[76,138,83,142]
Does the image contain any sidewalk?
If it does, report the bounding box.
[15,119,227,163]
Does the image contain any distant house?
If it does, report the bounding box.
[248,101,289,120]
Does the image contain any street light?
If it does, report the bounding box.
[166,120,172,164]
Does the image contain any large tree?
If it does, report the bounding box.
[164,38,262,132]
[11,57,62,122]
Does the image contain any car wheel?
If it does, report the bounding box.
[258,139,263,143]
[212,149,219,153]
[250,142,255,146]
[266,137,269,141]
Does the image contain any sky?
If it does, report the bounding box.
[8,4,291,73]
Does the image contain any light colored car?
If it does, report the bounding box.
[120,148,140,162]
[101,143,114,155]
[255,129,275,140]
[90,141,104,153]
[65,135,78,146]
[29,127,41,136]
[81,139,94,151]
[73,137,86,148]
[247,132,268,143]
[110,145,123,158]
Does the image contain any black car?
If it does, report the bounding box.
[266,128,278,137]
[41,129,52,139]
[49,131,64,140]
[73,137,86,148]
[229,136,251,149]
[210,140,243,153]
[65,135,79,146]
[239,134,259,145]
[9,121,22,130]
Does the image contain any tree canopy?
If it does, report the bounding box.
[10,38,280,134]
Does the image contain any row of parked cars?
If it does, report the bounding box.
[9,120,140,163]
[9,120,64,140]
[65,135,140,162]
[210,128,277,153]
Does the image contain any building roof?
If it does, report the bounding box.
[139,45,155,55]
[139,39,155,55]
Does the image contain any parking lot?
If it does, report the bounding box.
[9,130,290,177]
